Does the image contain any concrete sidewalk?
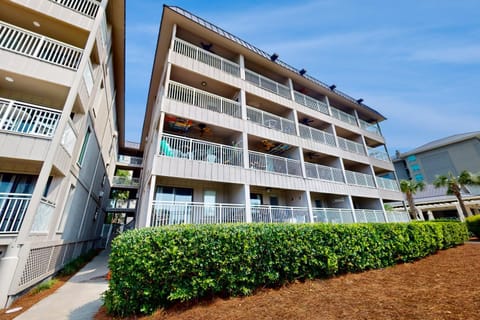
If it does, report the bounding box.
[15,249,110,320]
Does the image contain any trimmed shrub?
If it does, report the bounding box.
[466,215,480,238]
[104,222,468,316]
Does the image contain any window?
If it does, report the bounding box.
[61,122,77,156]
[250,193,263,206]
[415,174,424,182]
[411,164,421,172]
[57,185,75,232]
[407,155,417,163]
[204,190,216,217]
[83,60,94,95]
[77,127,91,166]
[155,186,193,202]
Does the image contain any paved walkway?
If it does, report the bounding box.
[15,249,109,320]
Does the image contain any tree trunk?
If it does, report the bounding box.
[406,193,417,220]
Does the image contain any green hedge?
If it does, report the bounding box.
[466,215,480,238]
[104,222,468,316]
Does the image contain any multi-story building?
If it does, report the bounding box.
[0,0,124,307]
[137,5,407,229]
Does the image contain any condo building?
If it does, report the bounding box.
[0,0,124,307]
[137,6,408,229]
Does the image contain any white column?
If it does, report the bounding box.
[324,96,332,116]
[144,175,157,227]
[455,203,466,222]
[239,54,246,80]
[0,244,21,307]
[427,210,435,220]
[346,195,357,223]
[466,206,473,217]
[244,184,252,223]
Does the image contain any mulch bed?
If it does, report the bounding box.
[96,242,480,320]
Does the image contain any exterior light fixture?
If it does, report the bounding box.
[270,53,279,61]
[299,68,306,76]
[5,76,14,82]
[357,98,364,104]
[33,21,40,27]
[201,81,207,87]
[329,84,336,90]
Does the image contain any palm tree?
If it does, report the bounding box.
[433,171,480,218]
[400,179,425,220]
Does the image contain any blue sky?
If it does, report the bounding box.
[125,0,480,153]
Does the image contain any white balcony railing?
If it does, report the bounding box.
[293,91,329,115]
[117,155,143,166]
[0,193,31,233]
[337,137,366,155]
[385,211,410,223]
[304,162,344,183]
[249,151,302,176]
[245,69,291,99]
[172,38,241,77]
[345,170,376,188]
[246,106,296,135]
[107,198,137,210]
[376,177,400,191]
[368,147,390,162]
[112,176,140,187]
[354,209,386,223]
[160,133,244,167]
[48,0,100,18]
[359,119,382,136]
[298,123,336,147]
[151,201,246,226]
[330,107,358,127]
[167,81,241,118]
[251,205,310,223]
[0,98,61,138]
[312,208,354,224]
[0,21,83,70]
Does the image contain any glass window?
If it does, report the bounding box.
[407,155,417,162]
[83,60,94,95]
[77,127,91,166]
[250,193,263,206]
[155,186,193,202]
[415,174,424,182]
[57,185,75,232]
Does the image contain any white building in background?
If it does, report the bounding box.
[0,0,125,307]
[137,6,407,228]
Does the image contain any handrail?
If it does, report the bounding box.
[0,193,32,233]
[330,106,358,126]
[173,38,240,77]
[354,209,386,223]
[245,69,291,99]
[0,21,83,70]
[344,170,375,187]
[359,118,382,136]
[246,105,296,135]
[298,123,336,147]
[304,162,344,183]
[376,176,400,191]
[251,205,310,223]
[117,155,143,166]
[48,0,100,18]
[385,211,410,222]
[167,81,242,118]
[312,208,354,224]
[107,198,137,210]
[112,176,140,187]
[248,150,302,176]
[293,91,329,115]
[337,136,366,155]
[368,147,390,161]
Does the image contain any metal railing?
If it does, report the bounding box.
[107,199,137,210]
[0,21,83,70]
[0,193,31,233]
[0,98,61,138]
[385,211,410,223]
[304,162,344,183]
[337,137,366,155]
[245,69,291,99]
[172,38,240,77]
[160,133,244,167]
[298,123,336,147]
[312,208,354,224]
[376,177,400,191]
[112,176,140,187]
[117,155,143,166]
[251,205,310,223]
[330,107,358,126]
[293,91,329,115]
[246,106,296,135]
[167,81,241,118]
[345,170,375,188]
[151,201,246,226]
[354,209,386,223]
[368,147,390,161]
[249,151,302,176]
[48,0,100,18]
[359,119,382,136]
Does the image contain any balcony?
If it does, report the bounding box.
[354,209,386,223]
[0,98,61,138]
[249,151,302,176]
[0,21,83,70]
[337,137,366,156]
[305,162,344,183]
[245,69,291,99]
[298,123,336,147]
[376,177,400,191]
[0,193,31,233]
[107,198,137,210]
[172,38,240,77]
[117,155,143,167]
[345,170,375,188]
[160,133,244,167]
[48,0,100,18]
[151,201,246,226]
[368,147,390,162]
[112,176,140,188]
[330,107,358,127]
[312,208,354,224]
[251,205,310,223]
[359,119,382,136]
[246,106,296,135]
[167,81,241,118]
[293,91,329,115]
[385,211,410,222]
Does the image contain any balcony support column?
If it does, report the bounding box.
[145,175,157,227]
[239,54,245,80]
[243,184,252,223]
[0,244,22,308]
[324,95,332,116]
[346,195,357,223]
